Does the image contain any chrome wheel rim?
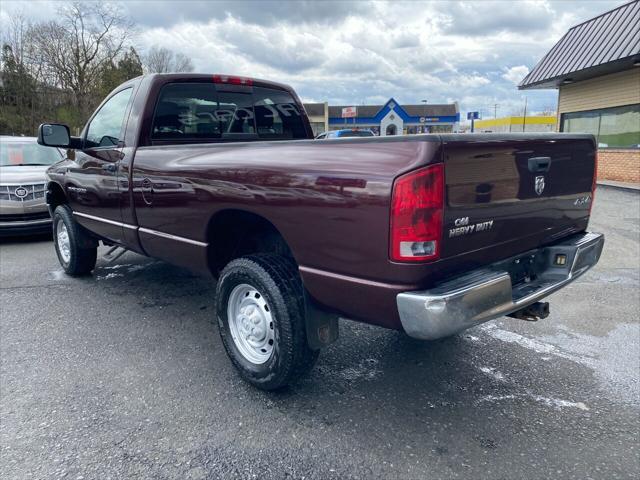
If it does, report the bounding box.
[56,221,71,264]
[227,283,275,364]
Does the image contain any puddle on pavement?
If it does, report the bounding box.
[479,322,640,405]
[49,270,66,281]
[94,263,149,280]
[476,393,589,411]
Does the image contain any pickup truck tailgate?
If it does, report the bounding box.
[440,134,596,259]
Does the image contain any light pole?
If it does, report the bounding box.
[421,99,428,133]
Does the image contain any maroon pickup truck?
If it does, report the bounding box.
[38,73,604,390]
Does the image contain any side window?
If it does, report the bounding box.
[85,88,133,148]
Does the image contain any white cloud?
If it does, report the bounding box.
[502,66,530,85]
[2,0,624,115]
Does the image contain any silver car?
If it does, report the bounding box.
[0,136,63,236]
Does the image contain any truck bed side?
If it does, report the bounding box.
[128,132,596,330]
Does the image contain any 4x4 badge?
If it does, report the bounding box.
[535,176,545,195]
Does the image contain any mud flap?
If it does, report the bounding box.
[102,246,127,263]
[303,290,339,350]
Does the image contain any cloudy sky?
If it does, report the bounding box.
[1,0,624,118]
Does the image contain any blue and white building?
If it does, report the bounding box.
[304,99,460,136]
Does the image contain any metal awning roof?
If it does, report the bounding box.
[519,0,640,89]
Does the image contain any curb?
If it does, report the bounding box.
[596,181,640,193]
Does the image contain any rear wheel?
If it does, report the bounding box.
[53,205,97,276]
[215,254,318,390]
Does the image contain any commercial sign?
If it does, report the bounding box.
[467,111,480,120]
[342,106,357,118]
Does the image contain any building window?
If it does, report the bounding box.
[430,125,454,134]
[561,104,640,149]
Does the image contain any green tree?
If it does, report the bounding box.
[0,43,37,135]
[118,47,144,80]
[98,47,143,98]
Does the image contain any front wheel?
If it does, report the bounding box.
[53,205,97,276]
[215,254,319,390]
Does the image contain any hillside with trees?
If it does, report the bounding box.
[0,2,194,136]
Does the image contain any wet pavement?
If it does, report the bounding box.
[1,186,639,479]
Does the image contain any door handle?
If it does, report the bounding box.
[528,157,551,173]
[141,178,153,206]
[102,163,118,173]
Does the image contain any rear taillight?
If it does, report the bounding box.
[390,164,444,262]
[590,151,598,214]
[212,74,253,86]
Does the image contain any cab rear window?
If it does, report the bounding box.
[151,83,307,143]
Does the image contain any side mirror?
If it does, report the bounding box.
[38,123,71,148]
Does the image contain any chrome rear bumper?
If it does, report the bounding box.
[397,232,604,340]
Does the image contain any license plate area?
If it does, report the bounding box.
[490,249,549,288]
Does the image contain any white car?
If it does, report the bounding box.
[0,136,63,236]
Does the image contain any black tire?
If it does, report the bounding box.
[215,254,319,390]
[52,205,97,276]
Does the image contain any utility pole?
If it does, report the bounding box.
[494,104,499,119]
[522,97,528,132]
[421,99,427,133]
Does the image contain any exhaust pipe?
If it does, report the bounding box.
[507,301,550,322]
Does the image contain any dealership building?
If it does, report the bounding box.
[519,0,640,183]
[303,99,460,137]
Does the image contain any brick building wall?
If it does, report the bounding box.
[598,149,640,183]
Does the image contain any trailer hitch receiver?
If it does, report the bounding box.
[507,301,550,322]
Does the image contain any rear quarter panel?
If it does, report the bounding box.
[130,136,443,328]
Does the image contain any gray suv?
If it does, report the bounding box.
[0,136,63,236]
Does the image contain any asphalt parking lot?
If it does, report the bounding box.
[1,186,638,480]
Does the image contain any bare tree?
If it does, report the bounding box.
[143,46,194,73]
[144,46,171,73]
[173,52,194,73]
[30,2,135,116]
[1,13,44,81]
[539,106,557,116]
[1,13,51,135]
[1,13,28,66]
